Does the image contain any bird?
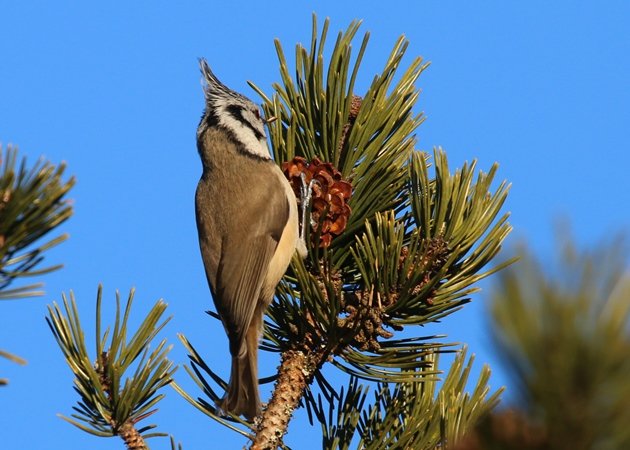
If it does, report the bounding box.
[195,59,307,420]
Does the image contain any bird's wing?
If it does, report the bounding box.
[208,170,290,356]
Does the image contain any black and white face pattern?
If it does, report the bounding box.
[198,59,271,160]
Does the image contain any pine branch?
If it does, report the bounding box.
[251,350,321,449]
[1,144,74,385]
[46,285,177,449]
[0,144,74,299]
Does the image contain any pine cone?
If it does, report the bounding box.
[282,157,352,248]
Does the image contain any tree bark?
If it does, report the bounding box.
[250,349,322,450]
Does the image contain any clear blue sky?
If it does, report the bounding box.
[1,1,629,449]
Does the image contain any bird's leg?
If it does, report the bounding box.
[299,173,318,247]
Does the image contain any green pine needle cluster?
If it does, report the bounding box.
[259,16,511,380]
[0,145,74,300]
[306,348,501,450]
[46,286,176,445]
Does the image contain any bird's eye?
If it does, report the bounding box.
[253,109,261,120]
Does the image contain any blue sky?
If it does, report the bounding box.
[1,1,629,449]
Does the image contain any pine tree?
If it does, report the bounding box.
[8,16,516,450]
[458,233,630,450]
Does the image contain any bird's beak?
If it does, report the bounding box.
[265,116,278,124]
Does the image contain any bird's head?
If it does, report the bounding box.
[197,59,271,160]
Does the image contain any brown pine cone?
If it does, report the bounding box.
[282,156,352,248]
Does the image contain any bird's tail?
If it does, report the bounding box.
[220,323,261,421]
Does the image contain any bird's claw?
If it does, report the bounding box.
[299,173,319,244]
